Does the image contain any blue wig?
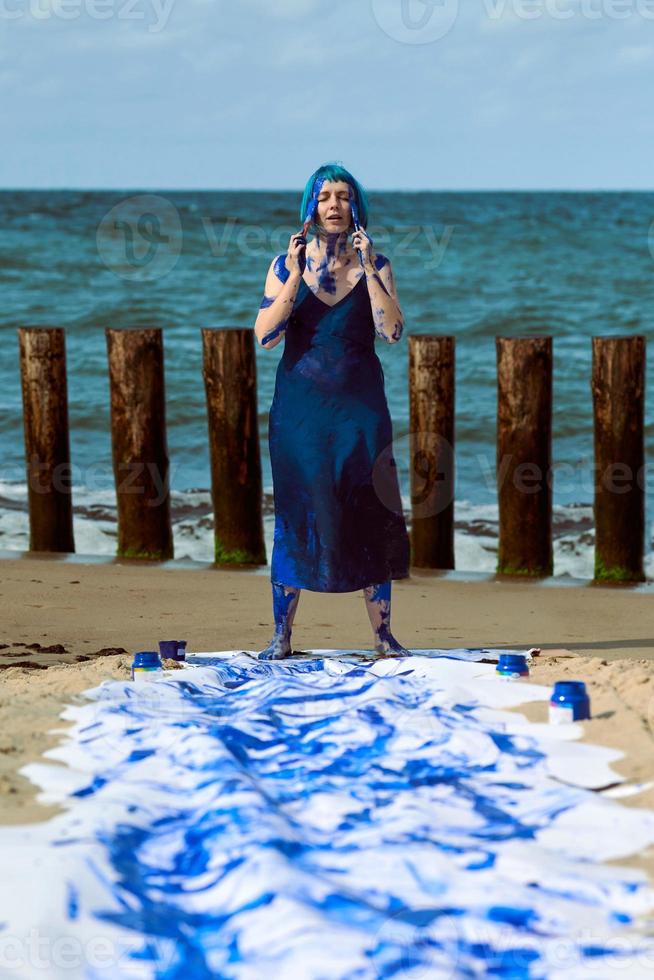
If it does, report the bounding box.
[299,163,370,235]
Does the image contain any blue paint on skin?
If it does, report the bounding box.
[363,580,410,656]
[273,254,290,284]
[314,232,346,295]
[367,259,403,343]
[259,294,275,309]
[262,317,290,346]
[261,255,297,345]
[258,580,301,660]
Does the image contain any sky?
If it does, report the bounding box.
[0,0,653,189]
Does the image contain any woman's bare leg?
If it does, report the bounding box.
[257,580,302,660]
[363,580,411,657]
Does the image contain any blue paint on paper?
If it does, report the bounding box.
[9,653,654,978]
[66,882,79,920]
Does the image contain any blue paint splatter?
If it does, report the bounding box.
[28,647,654,977]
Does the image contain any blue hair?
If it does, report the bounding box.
[299,162,370,235]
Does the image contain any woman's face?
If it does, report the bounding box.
[314,180,353,234]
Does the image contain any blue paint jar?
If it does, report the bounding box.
[158,640,178,660]
[176,640,187,662]
[496,653,529,679]
[131,651,163,683]
[549,680,591,724]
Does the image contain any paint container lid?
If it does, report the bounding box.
[132,651,162,667]
[497,653,529,673]
[551,680,588,701]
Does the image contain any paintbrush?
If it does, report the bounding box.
[348,186,365,269]
[299,176,325,239]
[294,177,325,275]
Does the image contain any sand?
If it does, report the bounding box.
[0,555,653,875]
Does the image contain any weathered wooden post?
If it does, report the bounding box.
[106,328,173,560]
[496,337,553,577]
[18,327,75,553]
[408,335,455,569]
[202,328,266,565]
[592,336,645,583]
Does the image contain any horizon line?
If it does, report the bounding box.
[0,186,653,194]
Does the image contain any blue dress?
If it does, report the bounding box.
[268,257,411,593]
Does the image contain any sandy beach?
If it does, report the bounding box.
[1,555,653,875]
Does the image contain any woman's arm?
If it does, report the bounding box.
[254,234,306,349]
[353,231,404,344]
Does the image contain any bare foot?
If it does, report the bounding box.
[374,634,411,658]
[257,633,292,661]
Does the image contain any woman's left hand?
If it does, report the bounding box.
[351,228,374,270]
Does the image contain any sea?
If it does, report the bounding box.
[1,189,653,579]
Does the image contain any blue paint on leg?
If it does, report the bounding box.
[258,580,301,660]
[363,580,410,657]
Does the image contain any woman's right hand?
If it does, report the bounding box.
[284,231,307,277]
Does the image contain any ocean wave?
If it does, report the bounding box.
[0,482,649,578]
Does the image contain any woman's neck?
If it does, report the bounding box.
[310,228,354,266]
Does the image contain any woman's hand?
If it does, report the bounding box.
[284,232,307,278]
[351,228,374,271]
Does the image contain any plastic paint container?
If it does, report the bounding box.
[496,653,529,679]
[131,651,163,683]
[158,640,178,661]
[159,640,187,662]
[549,681,591,724]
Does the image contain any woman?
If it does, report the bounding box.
[254,163,411,660]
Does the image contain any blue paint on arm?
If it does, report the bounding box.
[262,316,291,346]
[273,253,290,284]
[259,295,275,309]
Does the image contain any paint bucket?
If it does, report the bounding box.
[496,653,529,679]
[131,651,163,683]
[159,640,179,661]
[549,681,591,724]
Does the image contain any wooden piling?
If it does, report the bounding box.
[408,335,455,569]
[496,337,553,577]
[592,336,645,583]
[202,328,266,565]
[18,327,75,553]
[106,328,173,561]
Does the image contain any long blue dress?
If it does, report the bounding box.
[268,257,411,593]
